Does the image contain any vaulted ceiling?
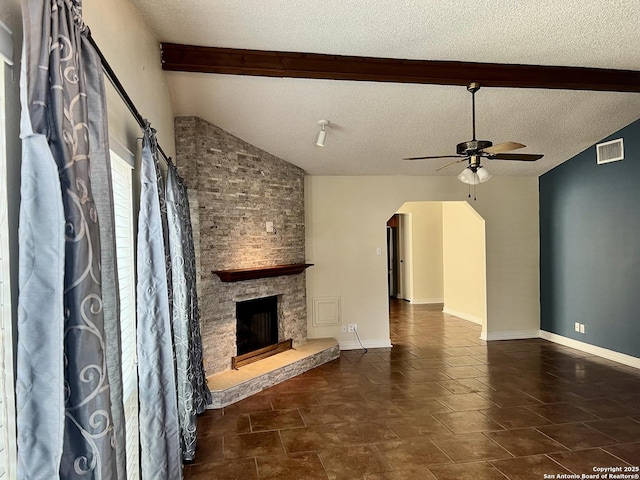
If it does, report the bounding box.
[129,0,640,176]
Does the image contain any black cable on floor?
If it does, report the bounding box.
[353,328,368,353]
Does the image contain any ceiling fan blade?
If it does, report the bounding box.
[481,142,526,154]
[487,153,544,161]
[436,158,468,171]
[403,155,465,161]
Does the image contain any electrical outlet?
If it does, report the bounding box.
[342,325,347,333]
[574,322,580,332]
[266,221,274,233]
[353,323,357,332]
[580,324,585,334]
[348,324,354,333]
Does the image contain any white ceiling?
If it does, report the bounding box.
[130,0,640,176]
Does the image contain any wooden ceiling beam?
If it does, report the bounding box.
[161,43,640,93]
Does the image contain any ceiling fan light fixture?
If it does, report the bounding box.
[458,166,492,185]
[316,119,330,146]
[476,165,492,183]
[457,167,478,185]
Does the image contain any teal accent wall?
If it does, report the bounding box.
[540,119,640,358]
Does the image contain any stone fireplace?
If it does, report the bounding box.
[174,116,309,376]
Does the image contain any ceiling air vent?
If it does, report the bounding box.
[596,138,624,165]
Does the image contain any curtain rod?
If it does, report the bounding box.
[86,33,173,166]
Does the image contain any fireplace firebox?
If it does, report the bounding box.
[236,296,278,355]
[233,296,292,369]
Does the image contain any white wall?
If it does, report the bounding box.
[83,0,176,159]
[396,202,444,304]
[305,176,540,347]
[442,202,487,328]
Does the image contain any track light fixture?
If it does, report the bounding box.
[316,120,330,146]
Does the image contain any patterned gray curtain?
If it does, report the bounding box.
[166,163,211,461]
[137,126,182,479]
[17,0,120,478]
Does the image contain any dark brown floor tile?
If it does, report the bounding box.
[428,461,508,480]
[281,425,342,453]
[431,433,512,462]
[222,394,273,415]
[250,408,304,431]
[433,410,504,434]
[299,404,364,426]
[491,454,572,480]
[442,355,484,366]
[586,417,640,443]
[256,452,328,480]
[443,338,477,347]
[525,402,599,423]
[548,448,631,473]
[436,392,497,411]
[333,420,399,445]
[365,465,437,480]
[319,445,392,480]
[192,434,224,465]
[439,366,485,379]
[437,378,495,394]
[392,397,452,416]
[269,391,320,409]
[478,389,542,407]
[198,413,251,436]
[536,423,618,450]
[480,406,552,429]
[384,415,453,439]
[603,442,640,464]
[357,384,412,401]
[571,397,640,419]
[223,430,285,459]
[273,376,332,393]
[400,368,451,382]
[377,437,453,468]
[184,458,258,480]
[405,358,449,369]
[315,388,367,405]
[364,371,411,385]
[410,348,448,359]
[397,381,453,398]
[486,427,568,456]
[517,386,585,404]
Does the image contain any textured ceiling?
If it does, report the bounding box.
[129,0,640,176]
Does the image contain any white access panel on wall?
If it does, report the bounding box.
[313,297,341,326]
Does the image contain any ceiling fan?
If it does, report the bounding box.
[404,82,543,185]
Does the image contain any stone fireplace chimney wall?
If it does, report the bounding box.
[174,116,307,375]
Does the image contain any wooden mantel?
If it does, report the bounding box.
[212,263,313,282]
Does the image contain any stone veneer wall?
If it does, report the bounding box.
[174,117,307,375]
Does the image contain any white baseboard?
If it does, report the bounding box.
[442,307,483,325]
[410,298,444,305]
[540,330,640,370]
[480,329,540,341]
[339,339,393,350]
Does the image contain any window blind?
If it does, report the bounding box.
[110,151,139,480]
[0,60,16,480]
[0,21,12,66]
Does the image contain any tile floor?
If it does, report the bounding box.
[185,300,640,479]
